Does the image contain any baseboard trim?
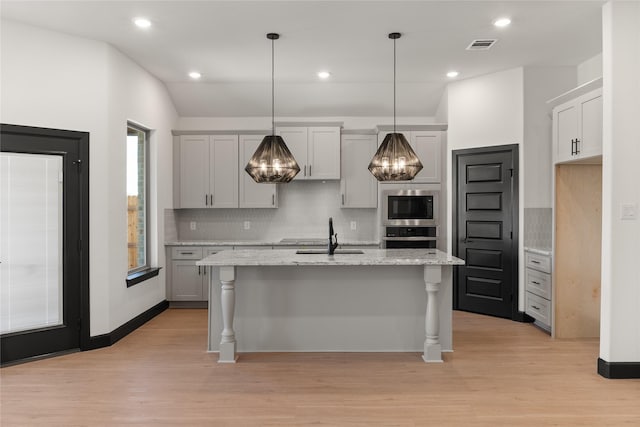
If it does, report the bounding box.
[512,311,535,323]
[598,358,640,379]
[85,300,169,351]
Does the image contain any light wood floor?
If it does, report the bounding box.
[2,309,639,426]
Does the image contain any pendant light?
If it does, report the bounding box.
[245,33,300,183]
[368,32,423,181]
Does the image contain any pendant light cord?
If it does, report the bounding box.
[393,36,396,133]
[271,37,275,136]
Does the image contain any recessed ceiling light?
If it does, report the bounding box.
[133,17,152,28]
[447,71,459,78]
[189,71,202,80]
[493,17,511,28]
[317,71,331,79]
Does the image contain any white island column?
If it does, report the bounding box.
[216,266,237,363]
[423,265,443,363]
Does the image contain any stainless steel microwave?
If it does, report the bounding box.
[382,189,439,226]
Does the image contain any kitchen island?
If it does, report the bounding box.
[196,248,464,363]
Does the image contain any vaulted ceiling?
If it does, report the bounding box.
[1,1,603,117]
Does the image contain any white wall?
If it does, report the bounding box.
[600,1,640,364]
[523,67,576,208]
[578,53,603,85]
[446,67,526,309]
[1,20,178,335]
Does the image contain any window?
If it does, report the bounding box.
[127,123,149,274]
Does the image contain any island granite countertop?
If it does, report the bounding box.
[166,240,381,247]
[196,248,464,267]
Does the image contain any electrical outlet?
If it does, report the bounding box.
[621,203,638,220]
[189,221,197,231]
[244,221,251,230]
[350,221,357,231]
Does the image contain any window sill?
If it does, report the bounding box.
[126,267,161,288]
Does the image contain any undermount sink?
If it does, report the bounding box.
[296,249,364,255]
[280,238,326,245]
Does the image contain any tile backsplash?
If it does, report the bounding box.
[524,208,552,250]
[170,181,378,242]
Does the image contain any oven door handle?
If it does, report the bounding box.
[382,236,437,241]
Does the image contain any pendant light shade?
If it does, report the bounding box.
[245,33,300,183]
[368,32,423,181]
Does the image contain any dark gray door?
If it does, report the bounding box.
[1,124,89,365]
[453,145,518,319]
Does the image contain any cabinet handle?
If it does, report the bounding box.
[575,138,580,154]
[272,194,275,205]
[198,266,201,275]
[304,165,307,176]
[531,260,540,264]
[210,194,214,205]
[532,281,541,285]
[342,194,345,205]
[531,305,540,310]
[309,165,312,176]
[203,267,206,275]
[181,252,193,255]
[205,194,208,206]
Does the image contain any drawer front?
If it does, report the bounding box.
[525,252,551,273]
[525,268,552,300]
[171,247,203,260]
[204,246,233,257]
[525,292,551,326]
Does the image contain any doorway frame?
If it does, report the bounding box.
[0,123,90,357]
[451,144,521,320]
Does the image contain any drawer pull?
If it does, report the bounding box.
[531,260,540,264]
[181,252,194,255]
[532,281,541,285]
[531,305,540,310]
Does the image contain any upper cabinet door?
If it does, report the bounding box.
[410,131,442,183]
[577,89,603,160]
[340,134,377,208]
[276,127,308,180]
[210,135,239,208]
[239,135,277,208]
[555,103,578,163]
[308,127,340,180]
[179,135,209,208]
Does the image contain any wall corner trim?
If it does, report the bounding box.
[597,358,640,379]
[85,300,169,351]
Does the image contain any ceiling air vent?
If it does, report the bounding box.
[466,39,497,50]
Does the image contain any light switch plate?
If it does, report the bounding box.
[621,203,638,220]
[189,221,197,230]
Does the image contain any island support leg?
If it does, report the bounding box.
[219,266,237,363]
[422,265,443,363]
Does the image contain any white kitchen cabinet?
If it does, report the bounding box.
[169,246,232,301]
[276,126,340,180]
[553,87,602,164]
[170,247,205,301]
[177,135,238,208]
[340,133,377,208]
[238,135,277,208]
[524,249,552,333]
[377,130,442,183]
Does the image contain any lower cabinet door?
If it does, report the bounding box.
[525,291,551,328]
[171,260,205,301]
